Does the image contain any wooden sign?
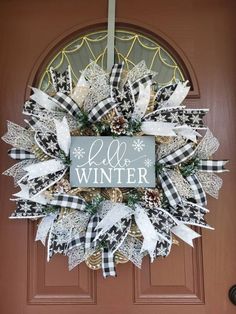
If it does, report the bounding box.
[70,136,156,187]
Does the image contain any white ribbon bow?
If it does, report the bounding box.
[22,117,71,181]
[94,201,201,262]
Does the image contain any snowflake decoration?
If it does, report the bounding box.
[132,139,145,152]
[144,158,153,168]
[73,147,85,160]
[47,140,58,152]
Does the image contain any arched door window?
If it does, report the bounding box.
[39,30,185,91]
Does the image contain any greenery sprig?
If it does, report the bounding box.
[179,158,200,177]
[85,195,105,214]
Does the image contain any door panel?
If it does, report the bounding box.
[0,1,235,313]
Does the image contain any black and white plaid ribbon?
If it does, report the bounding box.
[157,143,196,207]
[66,234,85,251]
[8,148,35,160]
[85,213,101,251]
[53,92,81,117]
[110,62,123,88]
[198,160,228,173]
[88,96,117,123]
[49,194,86,211]
[88,63,153,123]
[185,174,207,206]
[102,247,116,277]
[25,116,40,129]
[158,171,182,207]
[158,143,195,166]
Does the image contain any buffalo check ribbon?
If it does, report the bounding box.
[8,148,35,160]
[185,174,207,206]
[102,247,116,277]
[197,160,228,173]
[53,92,81,117]
[85,213,101,252]
[66,234,86,252]
[49,194,86,211]
[157,143,196,207]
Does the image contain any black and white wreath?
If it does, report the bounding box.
[2,61,228,277]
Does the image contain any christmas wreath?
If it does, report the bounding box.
[2,61,228,277]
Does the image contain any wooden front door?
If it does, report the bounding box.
[0,1,235,313]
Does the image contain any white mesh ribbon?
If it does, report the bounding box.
[141,121,177,136]
[30,87,60,111]
[35,213,57,245]
[141,121,200,142]
[132,83,151,120]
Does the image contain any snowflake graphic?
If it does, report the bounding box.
[162,87,173,98]
[106,230,117,244]
[57,74,66,85]
[47,140,58,152]
[73,147,85,160]
[132,139,145,152]
[20,202,31,213]
[144,158,153,168]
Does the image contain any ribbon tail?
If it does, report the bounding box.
[171,224,201,247]
[85,213,100,253]
[198,160,229,173]
[35,213,57,246]
[174,125,201,143]
[13,183,48,205]
[102,247,116,278]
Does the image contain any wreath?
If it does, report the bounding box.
[2,61,228,277]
